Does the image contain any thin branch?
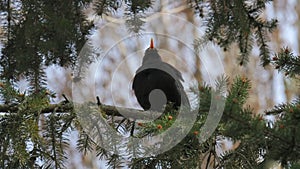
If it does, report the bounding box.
[96,96,102,106]
[62,94,69,103]
[0,103,74,114]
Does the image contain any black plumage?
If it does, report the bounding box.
[132,39,189,112]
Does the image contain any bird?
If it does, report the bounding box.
[132,39,190,112]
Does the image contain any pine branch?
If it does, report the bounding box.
[0,101,163,120]
[0,103,73,114]
[191,0,277,66]
[93,0,119,16]
[273,47,300,77]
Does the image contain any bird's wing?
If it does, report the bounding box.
[136,62,184,82]
[162,63,184,82]
[162,63,190,107]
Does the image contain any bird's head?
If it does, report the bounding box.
[142,38,162,65]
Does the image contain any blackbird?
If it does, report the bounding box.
[132,39,190,112]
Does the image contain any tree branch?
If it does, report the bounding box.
[0,102,162,120]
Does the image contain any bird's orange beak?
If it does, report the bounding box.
[150,38,154,49]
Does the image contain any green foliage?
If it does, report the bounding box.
[126,77,249,168]
[0,0,93,88]
[125,75,298,168]
[291,163,300,169]
[265,98,300,166]
[92,0,153,16]
[272,47,300,78]
[0,86,50,168]
[191,0,277,66]
[93,0,120,16]
[92,0,151,33]
[125,14,146,34]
